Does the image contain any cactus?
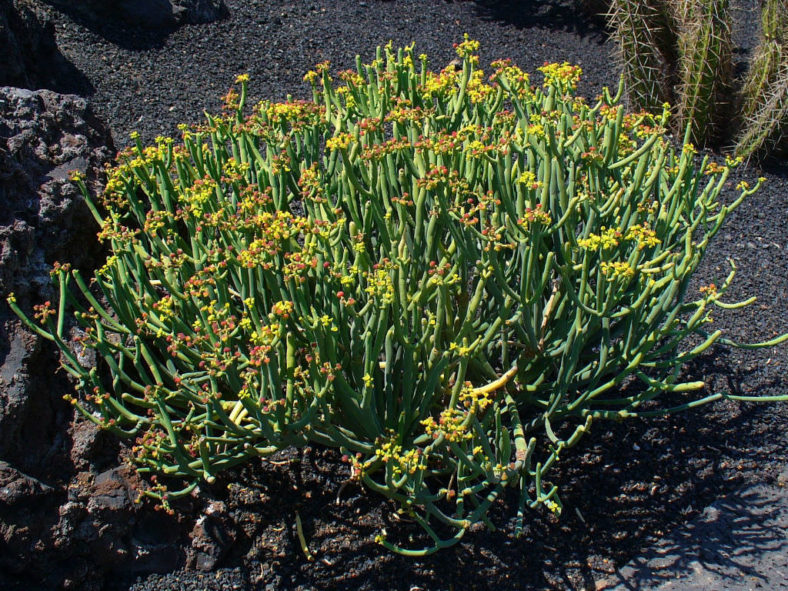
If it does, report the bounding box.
[673,0,734,147]
[605,0,733,147]
[607,0,679,113]
[735,0,788,160]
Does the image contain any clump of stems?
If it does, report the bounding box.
[9,40,787,555]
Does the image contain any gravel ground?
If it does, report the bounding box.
[600,466,788,591]
[17,0,788,589]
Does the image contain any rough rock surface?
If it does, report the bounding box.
[187,501,236,572]
[0,87,113,468]
[0,87,112,301]
[42,0,227,29]
[599,467,788,590]
[0,87,192,590]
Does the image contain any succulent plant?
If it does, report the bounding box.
[10,40,786,555]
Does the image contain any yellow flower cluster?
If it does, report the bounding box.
[271,300,294,319]
[237,239,269,267]
[302,60,331,84]
[625,224,661,248]
[179,178,218,217]
[519,204,552,226]
[703,161,727,175]
[454,33,480,59]
[326,133,353,151]
[466,139,493,158]
[153,295,175,322]
[682,143,697,156]
[490,59,530,97]
[221,157,250,180]
[448,341,474,356]
[577,227,622,250]
[250,323,280,347]
[317,313,338,332]
[258,210,308,239]
[458,382,494,412]
[466,70,494,104]
[266,101,306,122]
[200,299,231,325]
[544,499,561,514]
[338,69,365,87]
[421,408,472,443]
[516,171,537,185]
[364,267,396,304]
[600,261,635,279]
[375,438,402,462]
[374,436,427,477]
[385,103,432,125]
[298,163,325,202]
[263,99,324,130]
[527,123,546,138]
[93,253,118,277]
[538,62,582,91]
[421,68,460,98]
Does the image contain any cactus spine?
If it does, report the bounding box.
[735,0,788,159]
[608,0,679,112]
[673,0,734,147]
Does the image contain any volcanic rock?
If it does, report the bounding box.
[0,86,113,469]
[187,501,236,571]
[0,461,59,577]
[0,84,198,591]
[0,87,113,300]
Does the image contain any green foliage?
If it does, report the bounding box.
[9,40,787,555]
[735,0,788,159]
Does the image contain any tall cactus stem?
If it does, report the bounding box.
[673,0,734,147]
[607,0,680,113]
[735,0,788,160]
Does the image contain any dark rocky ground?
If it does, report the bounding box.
[0,0,787,590]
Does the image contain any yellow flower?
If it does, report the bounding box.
[454,33,480,59]
[577,227,621,250]
[625,224,661,248]
[538,62,582,91]
[326,133,353,151]
[600,261,634,279]
[545,499,561,514]
[516,171,536,185]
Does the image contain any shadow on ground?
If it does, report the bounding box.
[601,471,788,590]
[473,0,610,42]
